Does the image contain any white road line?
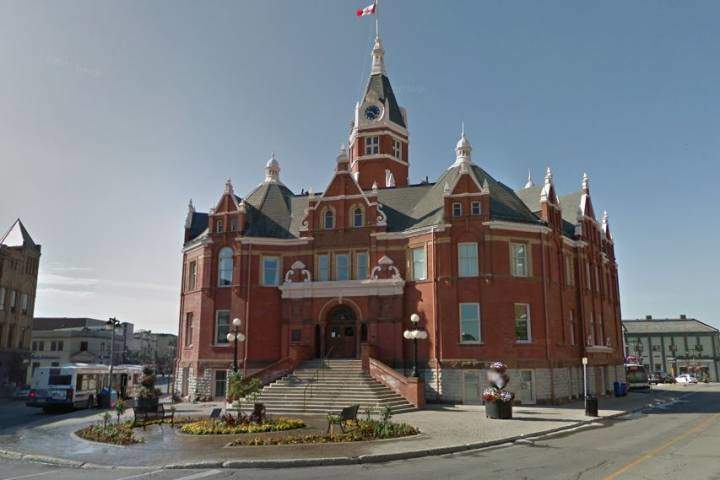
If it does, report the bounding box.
[114,470,165,480]
[1,471,55,480]
[171,470,222,480]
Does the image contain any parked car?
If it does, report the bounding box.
[648,372,662,385]
[675,374,698,384]
[650,372,675,384]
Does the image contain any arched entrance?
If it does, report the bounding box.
[325,305,358,358]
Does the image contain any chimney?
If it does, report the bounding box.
[680,314,687,320]
[645,315,652,320]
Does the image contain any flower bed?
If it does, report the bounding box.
[179,417,305,435]
[228,419,419,446]
[76,422,143,445]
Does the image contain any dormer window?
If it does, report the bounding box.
[365,136,379,155]
[216,219,224,233]
[452,202,462,217]
[323,209,335,229]
[393,139,401,159]
[471,201,481,216]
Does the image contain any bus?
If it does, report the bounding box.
[27,363,144,412]
[625,363,650,390]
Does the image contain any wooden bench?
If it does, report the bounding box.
[133,403,174,429]
[327,404,360,434]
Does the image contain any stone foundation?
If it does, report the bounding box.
[422,364,626,405]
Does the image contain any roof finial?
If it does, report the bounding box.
[265,152,282,184]
[225,178,234,194]
[453,123,472,166]
[582,172,590,193]
[524,169,535,189]
[188,198,195,213]
[370,6,386,77]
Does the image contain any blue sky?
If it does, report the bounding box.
[1,1,718,332]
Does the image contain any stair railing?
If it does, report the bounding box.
[302,346,334,411]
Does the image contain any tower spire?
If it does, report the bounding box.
[370,2,385,76]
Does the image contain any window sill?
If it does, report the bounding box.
[458,342,483,346]
[212,344,232,348]
[515,340,533,344]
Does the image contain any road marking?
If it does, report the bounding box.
[602,411,720,480]
[114,470,165,480]
[172,470,222,480]
[2,472,54,480]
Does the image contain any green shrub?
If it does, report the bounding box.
[77,421,143,445]
[179,417,305,435]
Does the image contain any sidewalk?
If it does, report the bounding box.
[0,386,695,469]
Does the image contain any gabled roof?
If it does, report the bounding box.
[364,74,406,128]
[1,219,39,249]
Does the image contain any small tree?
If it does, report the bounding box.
[102,411,111,429]
[137,366,161,409]
[115,399,126,425]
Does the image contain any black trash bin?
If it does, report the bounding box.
[585,395,598,417]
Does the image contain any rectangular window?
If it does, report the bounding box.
[216,219,224,233]
[21,293,28,315]
[51,341,57,351]
[452,202,462,217]
[215,310,230,345]
[291,329,301,342]
[80,341,88,352]
[586,263,592,289]
[514,303,531,342]
[459,303,481,343]
[365,136,379,155]
[0,287,4,310]
[411,247,427,281]
[458,243,479,277]
[511,243,529,277]
[335,253,350,281]
[568,310,576,345]
[214,370,227,398]
[188,261,197,291]
[37,341,44,351]
[356,252,368,280]
[262,257,280,286]
[32,341,37,351]
[185,313,193,347]
[317,254,330,282]
[9,290,16,312]
[393,139,401,159]
[588,313,595,345]
[58,341,63,351]
[471,201,481,216]
[564,256,574,286]
[230,218,238,232]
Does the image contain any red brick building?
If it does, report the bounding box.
[175,34,624,404]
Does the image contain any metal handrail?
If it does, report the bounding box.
[303,346,334,410]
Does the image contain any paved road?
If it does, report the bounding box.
[1,387,718,479]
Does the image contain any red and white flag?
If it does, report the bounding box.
[356,2,376,17]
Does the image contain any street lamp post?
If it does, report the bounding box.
[669,344,678,376]
[226,318,245,373]
[105,317,121,403]
[403,313,428,378]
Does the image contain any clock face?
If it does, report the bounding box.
[364,104,382,121]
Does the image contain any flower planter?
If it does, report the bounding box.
[485,400,513,419]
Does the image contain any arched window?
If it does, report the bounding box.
[218,247,233,287]
[352,207,364,227]
[323,209,334,230]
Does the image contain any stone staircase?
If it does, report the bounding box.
[235,359,415,416]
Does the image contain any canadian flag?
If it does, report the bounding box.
[356,2,376,17]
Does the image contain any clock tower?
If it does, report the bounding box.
[348,33,409,189]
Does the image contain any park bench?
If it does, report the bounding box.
[327,404,360,434]
[133,403,174,429]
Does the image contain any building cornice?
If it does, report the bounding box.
[482,221,551,234]
[371,224,451,240]
[236,237,314,246]
[279,278,405,299]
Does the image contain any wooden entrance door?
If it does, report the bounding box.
[325,306,357,358]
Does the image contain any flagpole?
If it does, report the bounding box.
[375,0,379,38]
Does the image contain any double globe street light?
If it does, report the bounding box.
[226,318,245,373]
[403,313,428,378]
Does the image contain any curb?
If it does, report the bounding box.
[0,395,678,470]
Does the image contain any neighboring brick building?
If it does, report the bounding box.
[176,33,624,404]
[0,219,41,390]
[623,315,720,381]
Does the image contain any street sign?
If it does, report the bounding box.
[582,357,588,365]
